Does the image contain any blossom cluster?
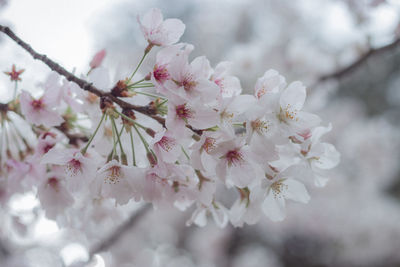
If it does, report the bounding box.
[0,8,339,228]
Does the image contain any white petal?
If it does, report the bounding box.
[262,191,286,222]
[282,178,310,203]
[160,18,185,45]
[280,81,306,111]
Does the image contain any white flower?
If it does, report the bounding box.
[41,148,98,191]
[259,177,310,222]
[137,8,185,46]
[20,91,64,127]
[37,173,74,220]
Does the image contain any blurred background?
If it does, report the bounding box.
[1,0,400,266]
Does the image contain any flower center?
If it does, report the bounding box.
[31,99,44,110]
[104,165,122,184]
[270,181,288,199]
[158,136,175,152]
[153,64,170,83]
[279,105,298,123]
[202,137,216,154]
[47,177,60,192]
[175,104,193,120]
[225,149,244,166]
[181,75,197,92]
[251,119,270,135]
[66,159,82,176]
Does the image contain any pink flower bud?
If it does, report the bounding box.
[89,49,106,69]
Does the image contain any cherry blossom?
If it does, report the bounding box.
[0,7,340,237]
[137,8,185,46]
[19,90,64,127]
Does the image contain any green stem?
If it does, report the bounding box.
[111,117,125,155]
[132,123,150,154]
[129,78,145,87]
[114,110,148,132]
[81,112,106,154]
[111,117,117,157]
[129,129,136,166]
[130,85,155,89]
[13,81,18,100]
[128,51,149,82]
[181,146,190,161]
[133,91,166,99]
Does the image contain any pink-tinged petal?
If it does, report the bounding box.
[39,109,64,127]
[215,160,227,183]
[161,18,185,45]
[228,95,256,115]
[90,49,106,69]
[41,148,72,165]
[19,91,33,114]
[140,8,163,31]
[255,69,286,98]
[262,191,286,222]
[188,108,218,130]
[282,178,310,203]
[280,81,306,111]
[190,56,212,79]
[227,163,256,188]
[20,91,64,127]
[194,79,219,102]
[37,177,74,219]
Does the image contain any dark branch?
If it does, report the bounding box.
[88,204,151,259]
[317,37,400,83]
[0,25,164,124]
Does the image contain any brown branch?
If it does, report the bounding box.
[88,204,151,261]
[0,25,165,124]
[55,125,88,147]
[317,37,400,83]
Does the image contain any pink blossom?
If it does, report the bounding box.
[20,90,64,127]
[89,49,106,69]
[137,8,185,46]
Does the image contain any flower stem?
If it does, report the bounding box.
[111,117,125,155]
[81,112,106,155]
[133,91,166,99]
[129,129,136,166]
[128,51,149,82]
[132,123,150,154]
[129,78,145,87]
[13,81,18,100]
[181,146,190,161]
[114,110,150,134]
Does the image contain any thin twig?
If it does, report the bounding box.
[0,25,164,124]
[88,204,151,260]
[316,37,400,85]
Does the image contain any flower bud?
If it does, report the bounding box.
[111,80,132,97]
[100,96,114,112]
[122,109,136,126]
[146,152,157,167]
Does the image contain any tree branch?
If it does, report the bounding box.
[87,204,151,262]
[317,37,400,83]
[0,25,165,125]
